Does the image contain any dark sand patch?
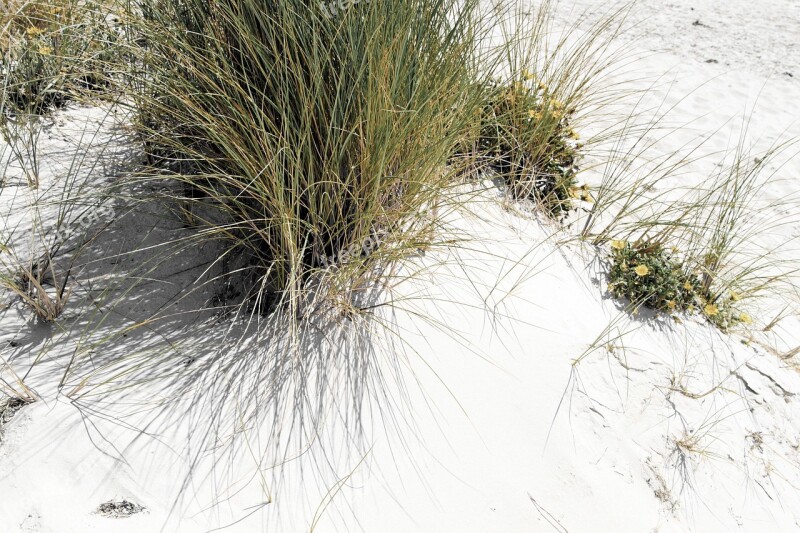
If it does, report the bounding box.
[0,397,30,441]
[95,500,147,518]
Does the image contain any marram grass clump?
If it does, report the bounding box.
[126,0,496,313]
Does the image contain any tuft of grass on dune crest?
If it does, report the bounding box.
[123,0,499,316]
[0,0,637,385]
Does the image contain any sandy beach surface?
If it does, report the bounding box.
[1,1,799,531]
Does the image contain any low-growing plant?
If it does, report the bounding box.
[1,0,118,116]
[608,239,756,329]
[608,240,700,313]
[583,106,799,332]
[450,2,634,219]
[1,0,54,51]
[472,75,581,217]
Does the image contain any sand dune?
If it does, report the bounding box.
[1,1,799,531]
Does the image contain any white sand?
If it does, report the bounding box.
[1,1,799,531]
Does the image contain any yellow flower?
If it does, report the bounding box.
[610,239,627,250]
[687,304,696,313]
[39,46,53,55]
[634,265,650,277]
[528,109,540,120]
[538,81,548,92]
[580,192,594,204]
[551,99,564,110]
[704,304,719,317]
[670,246,680,254]
[26,26,45,37]
[739,312,753,324]
[569,129,580,140]
[683,281,693,291]
[667,300,676,310]
[522,69,535,80]
[729,290,741,301]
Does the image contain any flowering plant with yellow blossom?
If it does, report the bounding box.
[472,72,581,218]
[3,2,120,114]
[607,239,752,330]
[608,241,704,314]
